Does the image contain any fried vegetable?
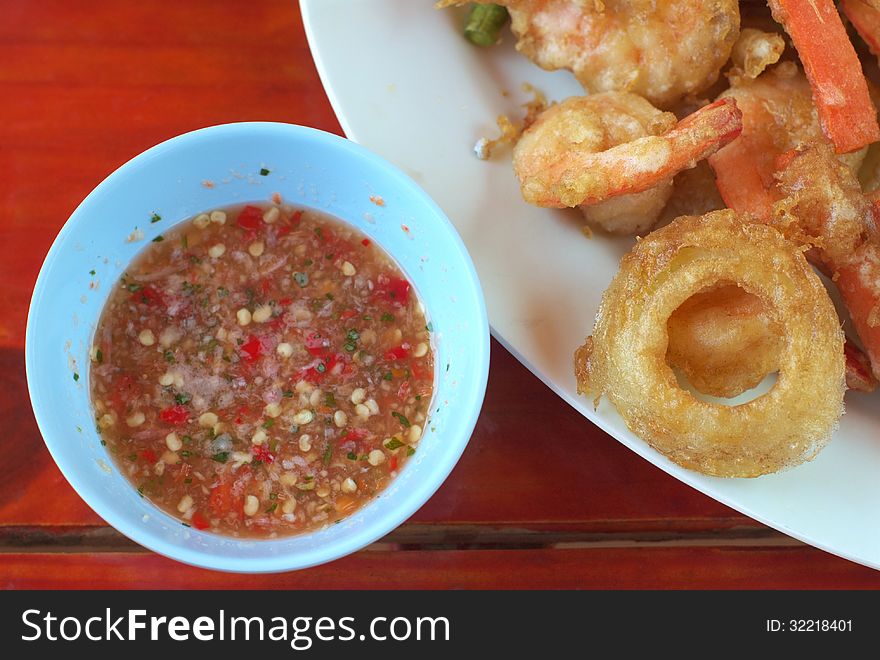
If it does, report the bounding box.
[576,210,845,478]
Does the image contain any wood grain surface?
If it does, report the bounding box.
[0,0,873,588]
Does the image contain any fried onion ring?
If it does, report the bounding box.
[575,210,845,477]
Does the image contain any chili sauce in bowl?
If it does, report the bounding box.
[27,122,488,572]
[91,202,434,538]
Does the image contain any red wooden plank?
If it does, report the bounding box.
[3,546,879,589]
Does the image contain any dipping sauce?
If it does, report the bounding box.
[90,202,434,537]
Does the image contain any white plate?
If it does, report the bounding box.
[302,0,880,569]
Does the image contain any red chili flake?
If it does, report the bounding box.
[389,455,399,471]
[234,406,251,425]
[237,205,263,231]
[340,309,359,320]
[259,278,270,295]
[240,335,263,363]
[279,297,293,306]
[268,314,286,331]
[296,353,346,383]
[305,331,331,356]
[140,449,158,463]
[384,344,411,361]
[209,482,234,514]
[361,238,371,247]
[252,444,275,464]
[292,210,304,224]
[276,224,293,238]
[344,428,370,442]
[191,511,210,530]
[132,285,163,306]
[159,405,189,425]
[374,275,411,307]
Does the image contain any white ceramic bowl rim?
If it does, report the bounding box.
[25,122,490,573]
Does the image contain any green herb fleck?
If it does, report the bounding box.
[184,477,192,484]
[316,362,326,373]
[344,342,356,352]
[174,391,191,405]
[322,443,333,465]
[347,451,358,461]
[152,234,164,242]
[262,419,275,429]
[346,329,360,341]
[150,212,162,223]
[73,372,79,382]
[128,453,137,461]
[406,446,416,457]
[326,293,334,301]
[294,272,309,287]
[426,321,433,332]
[381,313,394,322]
[266,503,277,513]
[163,350,175,363]
[217,286,229,298]
[260,167,270,176]
[385,437,405,450]
[183,435,192,444]
[181,234,188,249]
[304,259,314,266]
[391,412,410,427]
[181,450,192,459]
[283,389,294,398]
[126,282,143,293]
[137,485,144,497]
[325,392,336,407]
[89,269,96,276]
[383,371,393,381]
[211,452,229,463]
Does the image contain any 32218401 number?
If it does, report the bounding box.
[766,619,852,632]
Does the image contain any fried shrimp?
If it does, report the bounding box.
[576,210,845,478]
[666,284,782,398]
[439,0,740,107]
[709,63,868,219]
[774,144,880,380]
[512,93,742,233]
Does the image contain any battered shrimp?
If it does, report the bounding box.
[512,93,742,233]
[439,0,740,108]
[774,144,880,380]
[709,62,869,219]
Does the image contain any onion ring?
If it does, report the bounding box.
[575,210,845,477]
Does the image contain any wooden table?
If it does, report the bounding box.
[2,0,878,589]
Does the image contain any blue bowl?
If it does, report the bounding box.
[26,122,489,573]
